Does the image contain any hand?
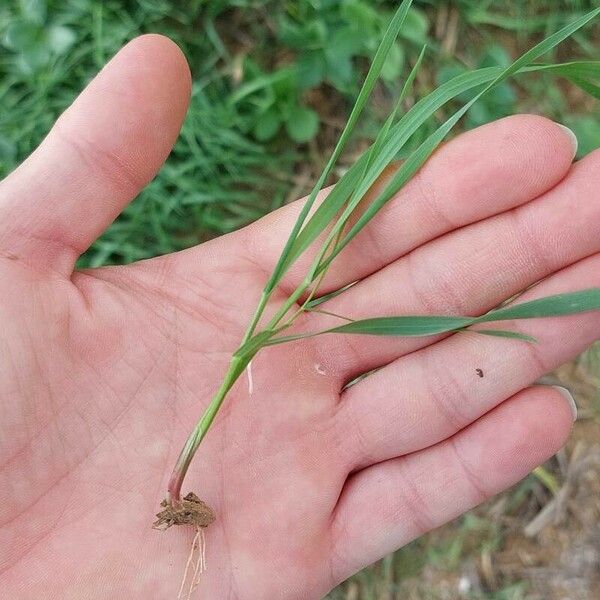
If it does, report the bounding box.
[1,35,598,600]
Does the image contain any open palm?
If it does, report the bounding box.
[1,36,599,600]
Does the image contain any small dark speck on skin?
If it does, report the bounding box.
[476,368,484,378]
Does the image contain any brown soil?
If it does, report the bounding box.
[153,493,215,531]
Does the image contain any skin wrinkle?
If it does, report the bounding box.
[53,86,164,199]
[329,497,360,588]
[0,230,78,278]
[105,262,245,349]
[423,348,475,432]
[0,482,73,578]
[1,349,174,579]
[411,163,457,231]
[410,245,474,316]
[337,393,380,473]
[74,270,219,364]
[325,495,347,593]
[507,206,555,274]
[2,442,149,583]
[0,465,76,571]
[406,248,450,315]
[0,312,29,393]
[1,387,111,527]
[0,325,64,470]
[389,460,438,537]
[0,251,19,262]
[448,435,490,503]
[1,329,169,529]
[512,325,551,374]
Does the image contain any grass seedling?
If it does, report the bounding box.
[154,1,600,531]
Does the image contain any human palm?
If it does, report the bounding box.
[1,36,599,600]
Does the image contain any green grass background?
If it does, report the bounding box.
[1,1,598,598]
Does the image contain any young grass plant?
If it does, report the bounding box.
[154,1,600,530]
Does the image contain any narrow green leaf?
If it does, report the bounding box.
[330,8,600,259]
[523,60,600,80]
[234,329,277,359]
[328,315,474,336]
[568,76,600,100]
[286,58,599,282]
[263,0,414,295]
[523,60,600,99]
[363,45,425,173]
[476,288,600,323]
[285,68,497,274]
[272,289,600,345]
[469,329,538,343]
[229,68,294,104]
[306,281,357,308]
[303,44,427,282]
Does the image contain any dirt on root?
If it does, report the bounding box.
[153,493,215,531]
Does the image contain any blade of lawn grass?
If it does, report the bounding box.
[264,316,474,346]
[280,58,600,280]
[343,44,426,205]
[280,67,505,275]
[250,108,600,347]
[328,315,474,336]
[262,288,600,347]
[475,288,600,322]
[327,8,600,262]
[327,288,600,337]
[262,0,414,297]
[304,45,428,282]
[306,281,358,308]
[524,60,600,79]
[229,68,295,104]
[363,44,428,176]
[567,77,600,100]
[523,61,600,99]
[469,329,538,343]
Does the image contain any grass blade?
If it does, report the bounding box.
[306,281,358,308]
[268,289,600,346]
[523,60,600,99]
[288,57,600,280]
[470,329,538,343]
[475,288,600,323]
[263,0,414,295]
[328,8,600,259]
[306,44,428,279]
[328,315,474,336]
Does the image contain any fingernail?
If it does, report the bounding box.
[555,123,578,158]
[552,385,577,421]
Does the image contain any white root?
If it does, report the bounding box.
[200,528,207,574]
[178,528,200,600]
[246,361,254,395]
[176,527,208,600]
[187,530,203,600]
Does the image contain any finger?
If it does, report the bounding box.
[241,115,576,294]
[313,149,600,376]
[0,34,191,275]
[330,384,575,583]
[334,251,599,471]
